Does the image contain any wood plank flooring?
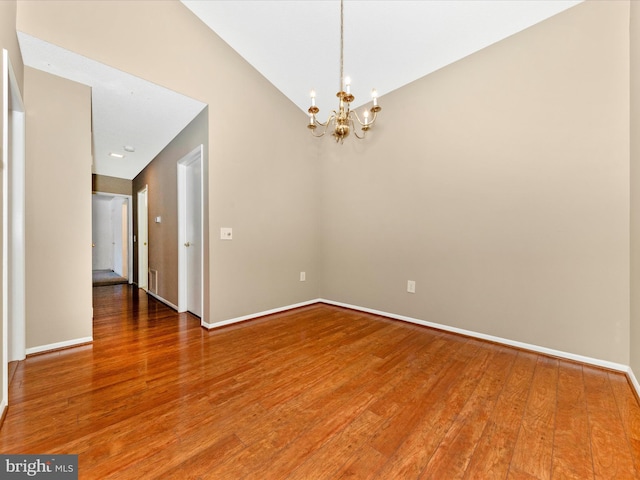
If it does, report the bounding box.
[2,285,640,479]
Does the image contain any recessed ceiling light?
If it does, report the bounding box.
[123,145,136,153]
[109,152,125,158]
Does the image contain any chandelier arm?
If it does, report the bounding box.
[310,121,330,137]
[313,118,331,128]
[309,114,336,137]
[315,112,338,128]
[350,117,366,140]
[351,110,378,128]
[310,128,328,138]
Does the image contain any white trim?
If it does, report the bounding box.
[6,52,25,367]
[0,398,6,423]
[146,291,179,311]
[8,117,25,360]
[201,299,322,329]
[198,297,637,382]
[26,337,93,356]
[2,49,26,407]
[2,49,9,410]
[177,145,204,316]
[319,299,630,372]
[93,191,134,284]
[627,367,640,399]
[136,186,148,290]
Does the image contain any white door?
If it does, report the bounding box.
[92,196,114,270]
[186,155,202,316]
[121,201,128,279]
[178,146,203,317]
[111,197,125,277]
[137,187,148,290]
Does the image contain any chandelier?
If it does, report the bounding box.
[307,0,381,143]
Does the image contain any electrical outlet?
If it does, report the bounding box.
[300,271,306,281]
[407,280,416,293]
[220,227,233,240]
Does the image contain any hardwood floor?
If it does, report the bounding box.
[2,285,640,479]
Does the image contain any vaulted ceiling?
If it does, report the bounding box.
[182,1,582,116]
[18,0,582,180]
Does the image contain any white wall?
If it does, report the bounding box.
[92,195,127,275]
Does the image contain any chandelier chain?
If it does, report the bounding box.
[340,0,344,91]
[307,0,381,143]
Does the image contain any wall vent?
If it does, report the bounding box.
[149,269,158,294]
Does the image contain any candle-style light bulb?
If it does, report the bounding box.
[371,89,378,107]
[363,110,369,125]
[310,89,316,107]
[309,113,314,125]
[345,76,351,94]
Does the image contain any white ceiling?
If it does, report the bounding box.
[17,1,582,180]
[182,0,582,118]
[17,32,206,180]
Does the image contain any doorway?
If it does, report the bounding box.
[177,145,203,317]
[137,186,148,291]
[92,193,132,286]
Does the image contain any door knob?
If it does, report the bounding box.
[184,242,191,247]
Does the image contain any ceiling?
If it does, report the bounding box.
[181,0,582,117]
[18,0,582,180]
[17,32,207,181]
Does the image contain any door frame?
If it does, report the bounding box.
[177,145,204,315]
[2,49,26,408]
[137,186,149,290]
[92,192,133,282]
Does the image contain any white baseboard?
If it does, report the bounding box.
[627,367,640,399]
[26,336,93,356]
[0,399,7,424]
[202,299,322,329]
[146,291,179,311]
[198,297,640,396]
[319,299,630,373]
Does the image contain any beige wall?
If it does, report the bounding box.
[631,0,640,375]
[16,1,320,325]
[24,67,92,350]
[92,174,132,196]
[132,108,207,310]
[14,0,636,367]
[320,0,631,364]
[1,1,23,91]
